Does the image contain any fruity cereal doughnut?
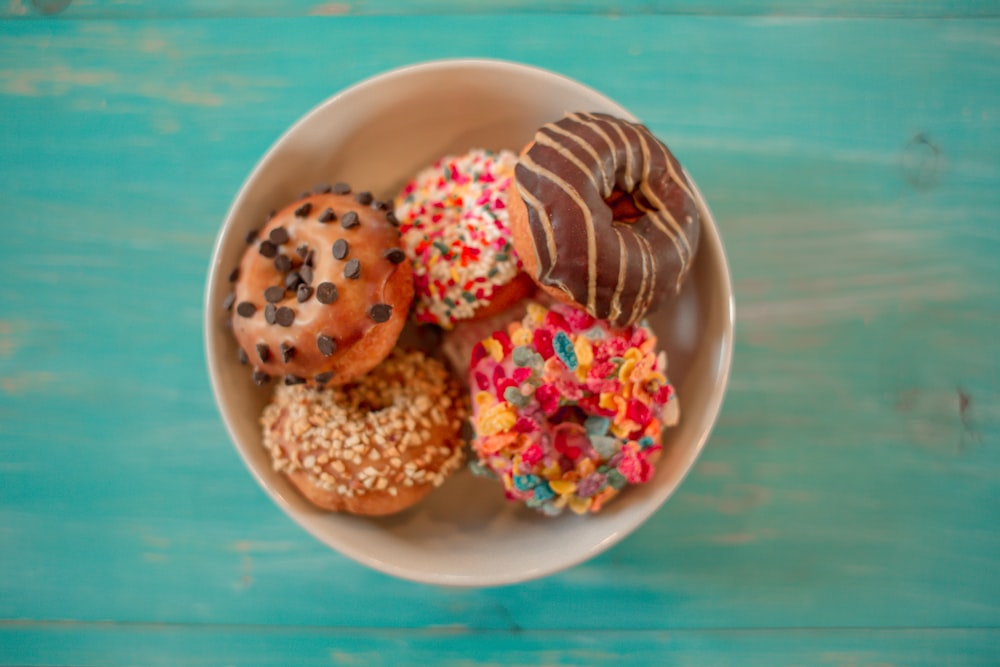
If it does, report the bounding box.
[394,149,535,329]
[468,302,679,516]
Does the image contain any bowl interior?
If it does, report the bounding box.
[205,60,733,586]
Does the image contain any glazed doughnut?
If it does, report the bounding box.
[508,112,702,328]
[468,302,679,516]
[226,187,413,387]
[395,149,535,329]
[261,349,469,515]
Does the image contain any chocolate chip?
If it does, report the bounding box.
[316,282,338,304]
[318,208,336,223]
[299,265,314,284]
[383,248,405,264]
[275,307,295,327]
[317,334,337,357]
[370,303,392,323]
[284,374,306,386]
[238,348,248,365]
[315,183,333,194]
[296,284,313,303]
[295,244,309,259]
[332,238,349,260]
[340,211,359,229]
[222,292,236,311]
[355,191,373,205]
[251,370,270,385]
[315,371,334,385]
[304,250,316,267]
[236,302,256,317]
[256,342,270,363]
[264,303,277,324]
[295,202,312,217]
[332,182,351,195]
[228,267,240,282]
[264,285,285,303]
[371,200,388,211]
[245,229,258,243]
[284,271,301,290]
[385,211,399,226]
[274,254,292,273]
[343,258,361,280]
[280,342,295,363]
[269,226,289,245]
[258,241,277,258]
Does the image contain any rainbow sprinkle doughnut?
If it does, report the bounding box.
[395,149,523,328]
[468,302,679,516]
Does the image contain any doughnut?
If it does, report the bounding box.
[226,186,413,387]
[395,149,535,329]
[261,349,469,515]
[508,112,702,328]
[468,302,679,516]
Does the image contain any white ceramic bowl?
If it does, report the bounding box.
[205,59,733,587]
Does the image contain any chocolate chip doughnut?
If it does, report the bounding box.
[226,187,413,386]
[261,349,469,515]
[508,112,702,328]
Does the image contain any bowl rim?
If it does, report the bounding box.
[204,57,735,587]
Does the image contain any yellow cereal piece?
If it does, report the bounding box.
[574,337,593,380]
[526,302,547,324]
[511,326,533,346]
[542,462,562,479]
[474,391,495,409]
[477,403,517,436]
[549,479,577,496]
[618,358,637,384]
[569,496,592,514]
[552,494,569,509]
[482,337,504,363]
[611,419,638,439]
[599,392,617,411]
[577,459,596,477]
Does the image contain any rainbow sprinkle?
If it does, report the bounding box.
[394,149,522,329]
[468,302,678,516]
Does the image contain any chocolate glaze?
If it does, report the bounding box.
[515,112,701,327]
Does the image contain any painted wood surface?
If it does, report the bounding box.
[5,0,1000,19]
[1,8,998,667]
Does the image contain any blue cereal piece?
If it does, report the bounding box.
[552,330,578,370]
[639,436,656,449]
[591,435,619,459]
[514,474,542,491]
[584,416,611,438]
[532,482,555,501]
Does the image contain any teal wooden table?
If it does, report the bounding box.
[2,1,999,665]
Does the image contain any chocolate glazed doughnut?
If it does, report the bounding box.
[508,112,702,328]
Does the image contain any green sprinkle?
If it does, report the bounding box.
[488,267,499,278]
[462,292,476,303]
[607,469,628,490]
[443,297,456,308]
[591,436,619,459]
[504,386,529,407]
[495,253,508,262]
[512,346,534,367]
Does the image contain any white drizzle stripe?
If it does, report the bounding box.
[516,178,558,282]
[636,232,658,318]
[638,130,692,258]
[608,119,635,191]
[519,154,598,311]
[633,130,687,274]
[534,133,601,193]
[610,225,628,323]
[542,123,610,194]
[651,131,696,203]
[631,229,650,325]
[569,113,619,188]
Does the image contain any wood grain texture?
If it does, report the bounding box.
[3,0,1000,19]
[0,11,998,667]
[3,625,999,666]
